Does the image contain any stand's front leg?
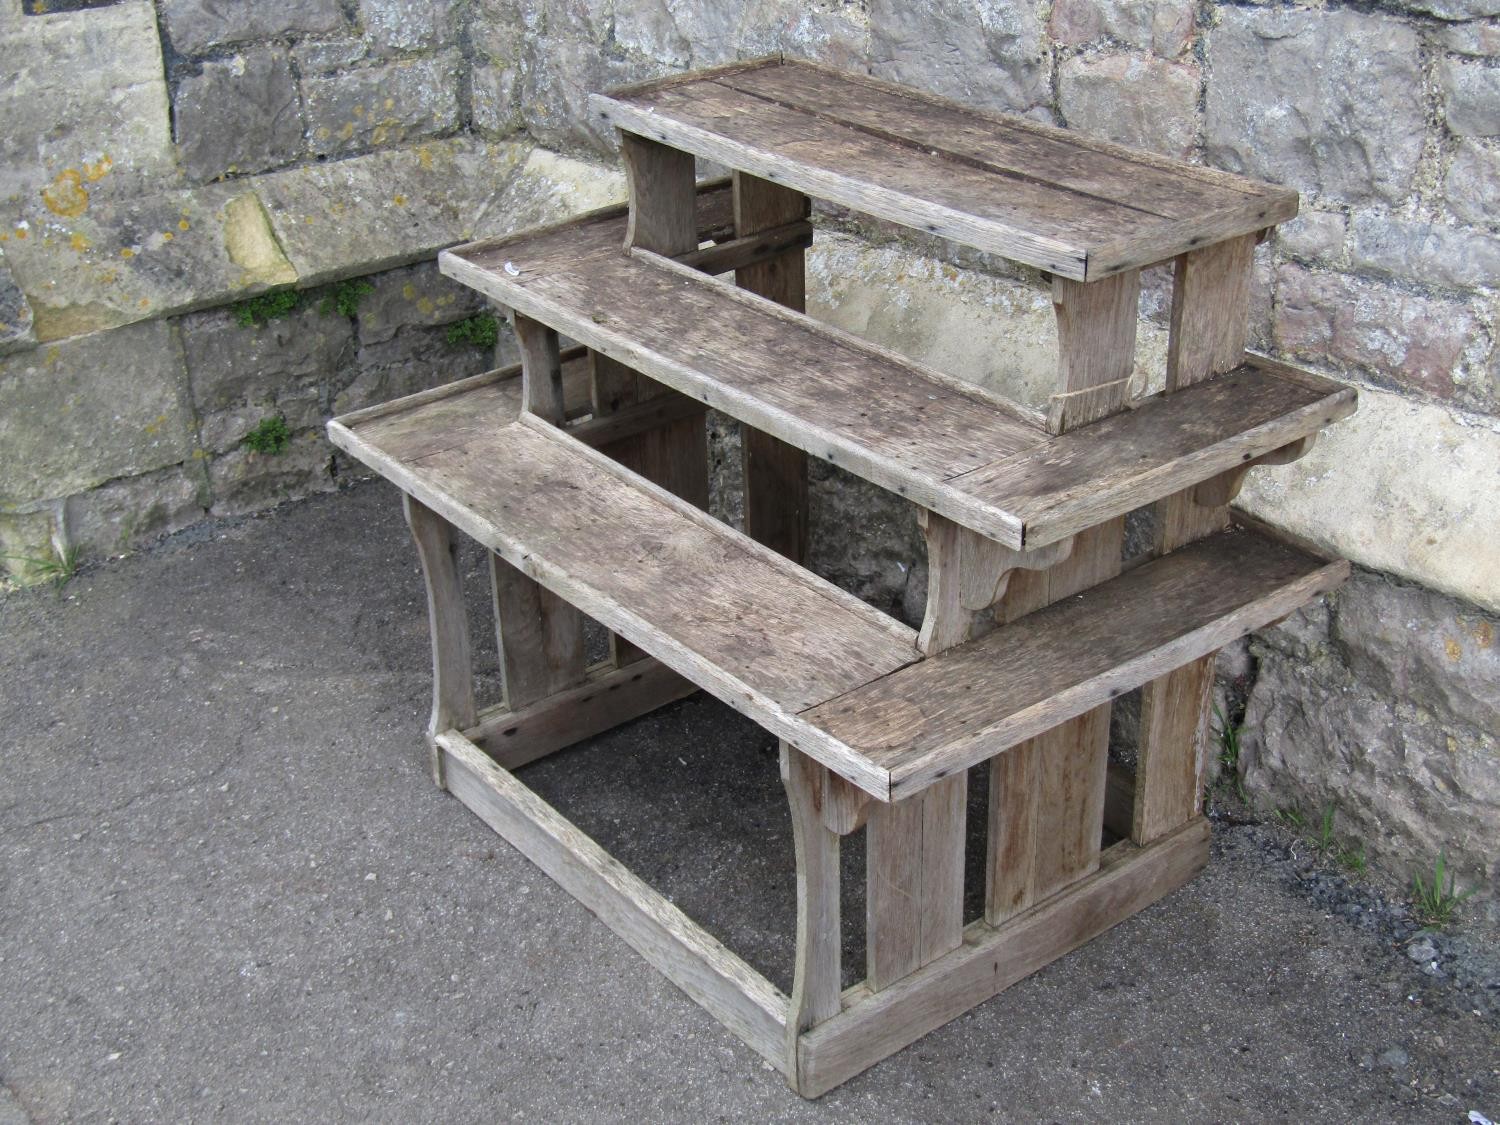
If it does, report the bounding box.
[404,495,477,789]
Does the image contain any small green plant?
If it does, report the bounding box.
[1275,806,1307,829]
[1410,850,1476,929]
[1211,703,1247,800]
[243,415,292,455]
[318,278,374,318]
[2,543,81,590]
[233,288,301,327]
[446,312,499,349]
[1314,802,1339,855]
[1339,842,1367,875]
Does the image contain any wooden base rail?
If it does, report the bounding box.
[435,729,1209,1097]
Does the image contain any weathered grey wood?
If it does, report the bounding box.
[735,171,811,563]
[466,657,696,769]
[797,818,1211,1097]
[331,406,917,798]
[1051,270,1140,419]
[403,495,476,789]
[679,219,813,276]
[781,744,842,1081]
[490,552,587,710]
[621,132,698,255]
[592,60,1296,279]
[1136,233,1260,843]
[513,313,566,424]
[1192,433,1317,508]
[802,527,1350,801]
[437,731,790,1072]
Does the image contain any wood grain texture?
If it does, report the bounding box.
[490,552,587,710]
[735,171,811,564]
[466,657,697,770]
[803,527,1350,800]
[438,731,790,1072]
[514,313,566,424]
[781,744,843,1080]
[797,819,1212,1097]
[592,60,1296,279]
[621,132,698,255]
[1052,271,1141,403]
[403,495,475,788]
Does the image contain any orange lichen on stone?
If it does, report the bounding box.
[42,169,90,218]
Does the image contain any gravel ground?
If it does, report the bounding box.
[1,480,1495,1123]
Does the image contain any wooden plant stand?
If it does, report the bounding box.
[328,58,1356,1097]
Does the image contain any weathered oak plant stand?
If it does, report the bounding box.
[328,58,1357,1096]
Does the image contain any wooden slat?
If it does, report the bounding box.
[490,552,587,710]
[403,495,475,788]
[593,60,1297,279]
[438,732,790,1072]
[514,314,566,424]
[795,819,1211,1097]
[621,132,698,256]
[735,171,811,564]
[801,527,1350,800]
[951,358,1356,548]
[781,744,842,1081]
[330,409,917,798]
[465,657,697,770]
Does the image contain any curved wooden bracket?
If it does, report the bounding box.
[1191,433,1318,508]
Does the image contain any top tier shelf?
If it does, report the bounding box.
[591,57,1298,281]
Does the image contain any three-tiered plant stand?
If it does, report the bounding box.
[328,57,1356,1097]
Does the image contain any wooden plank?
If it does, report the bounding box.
[735,171,811,564]
[795,819,1211,1097]
[490,552,587,710]
[594,62,1296,278]
[331,409,917,798]
[1051,270,1141,410]
[465,657,697,770]
[437,731,790,1072]
[950,359,1356,549]
[679,220,814,276]
[781,745,842,1081]
[801,527,1350,801]
[621,132,698,255]
[403,495,477,789]
[514,313,566,424]
[1136,233,1259,843]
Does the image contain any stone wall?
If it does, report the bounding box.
[1,0,1494,925]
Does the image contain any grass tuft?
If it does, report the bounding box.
[1410,850,1476,929]
[243,415,292,455]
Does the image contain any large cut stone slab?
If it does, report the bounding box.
[160,0,345,56]
[174,48,306,183]
[0,321,194,504]
[303,52,463,158]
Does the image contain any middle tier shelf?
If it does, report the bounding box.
[440,185,1355,550]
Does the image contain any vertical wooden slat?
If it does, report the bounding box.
[490,552,588,710]
[1135,233,1258,845]
[734,171,811,563]
[984,270,1139,924]
[403,494,476,789]
[514,313,566,424]
[781,743,842,1077]
[622,132,698,256]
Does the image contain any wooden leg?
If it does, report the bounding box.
[865,772,966,991]
[781,744,842,1083]
[622,132,698,256]
[490,551,587,710]
[1137,233,1258,843]
[734,171,811,563]
[404,494,477,789]
[513,313,566,425]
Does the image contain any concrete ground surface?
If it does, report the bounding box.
[2,480,1496,1124]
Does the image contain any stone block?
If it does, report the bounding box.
[1236,383,1500,617]
[0,1,174,210]
[1048,0,1195,58]
[292,37,369,75]
[207,433,338,519]
[867,0,1049,114]
[1057,53,1200,159]
[161,0,345,55]
[174,49,306,182]
[1398,0,1500,22]
[1441,58,1500,137]
[1445,141,1500,224]
[333,323,493,416]
[357,0,460,53]
[1434,22,1500,56]
[0,250,36,355]
[517,36,674,152]
[1275,210,1347,265]
[612,0,872,71]
[356,262,485,347]
[1241,573,1499,922]
[1350,213,1500,290]
[1275,264,1484,403]
[304,52,463,158]
[0,321,193,504]
[1206,9,1425,205]
[472,63,520,137]
[65,464,209,557]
